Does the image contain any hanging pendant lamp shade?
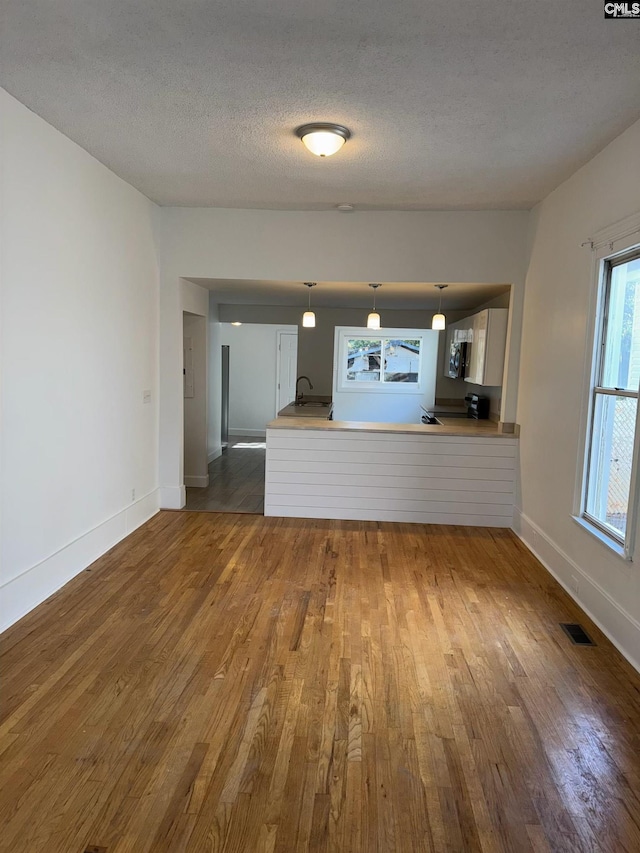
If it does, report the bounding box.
[302,282,317,327]
[432,285,448,330]
[367,312,381,330]
[367,283,382,330]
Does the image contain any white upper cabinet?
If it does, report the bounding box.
[442,308,508,385]
[464,308,508,386]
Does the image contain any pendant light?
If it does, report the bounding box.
[296,123,351,157]
[367,283,382,330]
[432,284,448,330]
[302,282,317,327]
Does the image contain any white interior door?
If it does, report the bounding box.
[277,332,298,411]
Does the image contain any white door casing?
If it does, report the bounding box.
[183,336,194,398]
[276,331,298,412]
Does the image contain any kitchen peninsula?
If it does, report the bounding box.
[265,412,518,527]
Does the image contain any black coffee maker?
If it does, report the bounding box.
[465,394,490,419]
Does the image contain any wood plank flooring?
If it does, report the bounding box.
[185,436,265,514]
[2,511,640,852]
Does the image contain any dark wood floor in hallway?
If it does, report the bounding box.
[2,511,640,852]
[185,435,265,514]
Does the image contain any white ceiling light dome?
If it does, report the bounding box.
[296,123,351,157]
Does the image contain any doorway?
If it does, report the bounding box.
[184,323,298,514]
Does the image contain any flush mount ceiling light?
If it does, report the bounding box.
[367,283,382,330]
[302,282,317,327]
[432,284,448,330]
[296,123,351,157]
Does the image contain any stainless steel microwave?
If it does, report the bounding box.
[448,341,467,378]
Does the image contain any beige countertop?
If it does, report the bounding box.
[267,414,517,438]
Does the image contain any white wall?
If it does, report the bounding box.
[183,312,208,486]
[156,208,529,504]
[516,116,640,668]
[331,327,439,423]
[0,89,160,630]
[219,323,298,435]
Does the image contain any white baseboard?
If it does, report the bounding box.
[208,446,223,464]
[228,428,267,438]
[184,474,209,488]
[159,485,186,509]
[0,489,160,633]
[513,507,640,673]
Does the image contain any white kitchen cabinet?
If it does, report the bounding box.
[464,308,508,386]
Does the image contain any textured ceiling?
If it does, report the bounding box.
[190,279,510,311]
[2,1,639,210]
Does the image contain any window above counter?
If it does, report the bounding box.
[346,336,421,385]
[337,329,432,395]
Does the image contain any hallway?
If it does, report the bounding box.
[185,435,265,514]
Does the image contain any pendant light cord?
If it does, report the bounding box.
[369,283,381,312]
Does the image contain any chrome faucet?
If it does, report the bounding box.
[296,375,313,402]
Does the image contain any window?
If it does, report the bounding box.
[583,247,640,552]
[344,336,422,386]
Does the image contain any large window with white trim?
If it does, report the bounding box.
[583,247,640,550]
[345,337,421,384]
[336,330,427,393]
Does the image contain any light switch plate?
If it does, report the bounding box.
[143,390,151,404]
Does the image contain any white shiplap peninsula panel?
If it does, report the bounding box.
[265,428,518,527]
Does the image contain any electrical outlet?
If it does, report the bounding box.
[570,575,580,595]
[532,530,539,548]
[142,389,151,404]
[131,488,136,502]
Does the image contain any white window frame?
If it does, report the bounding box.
[575,215,640,561]
[335,328,427,395]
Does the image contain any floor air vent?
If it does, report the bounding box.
[560,623,596,646]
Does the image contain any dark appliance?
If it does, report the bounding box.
[448,340,467,379]
[421,404,471,424]
[465,394,490,420]
[221,345,230,449]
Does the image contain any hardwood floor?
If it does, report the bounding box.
[2,511,640,852]
[185,435,265,514]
